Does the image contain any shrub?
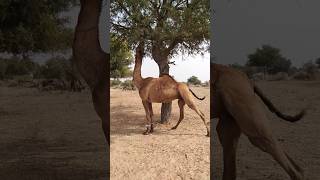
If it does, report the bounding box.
[121,80,136,90]
[187,76,201,85]
[1,57,38,79]
[292,71,312,80]
[111,79,122,87]
[40,56,69,79]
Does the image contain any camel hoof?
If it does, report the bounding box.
[206,132,210,137]
[143,131,150,135]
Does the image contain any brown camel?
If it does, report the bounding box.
[73,0,109,145]
[211,63,305,180]
[133,42,210,136]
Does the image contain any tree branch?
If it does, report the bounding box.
[117,1,131,16]
[111,22,130,31]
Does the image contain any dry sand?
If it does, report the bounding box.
[110,87,210,180]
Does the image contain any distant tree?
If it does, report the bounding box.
[187,76,201,85]
[316,57,320,68]
[302,61,317,76]
[246,45,291,74]
[0,0,76,59]
[110,34,133,79]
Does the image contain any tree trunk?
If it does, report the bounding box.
[157,61,172,124]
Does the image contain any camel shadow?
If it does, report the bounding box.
[111,104,207,137]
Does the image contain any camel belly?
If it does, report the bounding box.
[147,88,180,103]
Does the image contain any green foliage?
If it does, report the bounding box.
[0,0,75,58]
[110,34,133,78]
[110,79,122,87]
[121,80,136,90]
[246,45,291,74]
[187,75,201,85]
[39,56,71,80]
[0,57,39,79]
[111,0,210,58]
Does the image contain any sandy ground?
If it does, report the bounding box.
[211,81,320,180]
[1,81,319,180]
[0,87,108,180]
[110,87,210,180]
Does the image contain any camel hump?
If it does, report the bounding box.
[159,74,177,82]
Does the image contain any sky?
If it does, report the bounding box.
[213,0,320,67]
[138,53,210,82]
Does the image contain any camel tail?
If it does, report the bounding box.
[189,88,206,100]
[254,85,306,122]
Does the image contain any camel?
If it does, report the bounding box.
[73,0,109,145]
[133,42,210,136]
[211,63,305,180]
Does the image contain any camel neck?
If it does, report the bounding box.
[133,48,143,89]
[74,0,102,50]
[77,0,101,30]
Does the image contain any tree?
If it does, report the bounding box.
[246,45,291,74]
[187,75,201,85]
[111,0,210,123]
[0,0,76,59]
[110,33,133,79]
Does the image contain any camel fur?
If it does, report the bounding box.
[133,43,210,136]
[211,63,305,180]
[73,0,109,144]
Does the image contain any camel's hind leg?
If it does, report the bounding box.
[178,84,209,136]
[142,100,152,135]
[216,113,241,180]
[247,133,304,180]
[171,99,185,130]
[187,102,210,137]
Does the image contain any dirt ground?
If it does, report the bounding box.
[110,86,210,180]
[0,86,108,180]
[212,81,320,180]
[1,81,319,180]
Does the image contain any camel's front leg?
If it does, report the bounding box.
[92,82,109,144]
[148,102,154,133]
[216,113,241,180]
[142,100,152,135]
